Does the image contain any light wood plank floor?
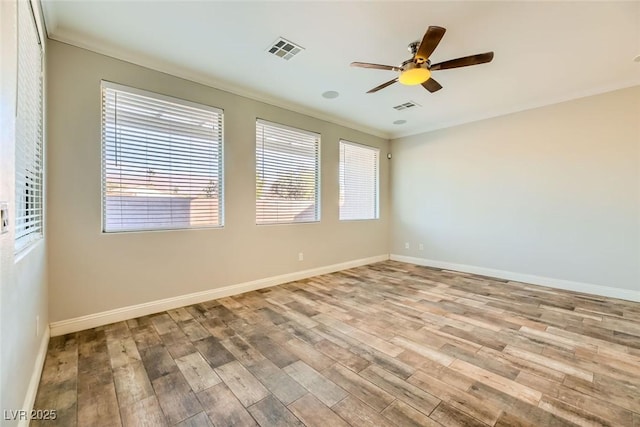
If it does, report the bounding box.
[33,261,640,426]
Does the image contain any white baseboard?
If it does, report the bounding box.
[390,254,640,303]
[50,254,389,336]
[18,326,50,427]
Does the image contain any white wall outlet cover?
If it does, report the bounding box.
[0,202,8,234]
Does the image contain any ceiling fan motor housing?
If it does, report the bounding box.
[410,40,427,65]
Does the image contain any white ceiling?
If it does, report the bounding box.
[42,1,640,139]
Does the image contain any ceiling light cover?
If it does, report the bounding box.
[399,67,431,85]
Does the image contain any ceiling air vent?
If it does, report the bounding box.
[267,37,304,60]
[393,101,420,111]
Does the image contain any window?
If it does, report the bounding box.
[15,0,44,251]
[339,140,379,220]
[101,82,223,232]
[256,120,320,224]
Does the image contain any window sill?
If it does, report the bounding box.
[15,236,44,264]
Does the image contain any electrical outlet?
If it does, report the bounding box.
[419,243,424,250]
[298,252,304,261]
[404,242,410,249]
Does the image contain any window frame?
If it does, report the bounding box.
[100,81,225,233]
[339,139,380,221]
[255,118,321,226]
[15,0,45,253]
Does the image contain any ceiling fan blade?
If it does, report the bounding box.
[421,78,443,93]
[415,26,446,61]
[351,62,401,72]
[367,78,398,93]
[430,52,494,71]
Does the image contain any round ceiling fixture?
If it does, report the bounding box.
[322,91,339,99]
[393,120,407,125]
[398,63,431,86]
[634,54,640,63]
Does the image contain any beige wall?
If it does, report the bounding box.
[1,0,49,422]
[391,86,640,292]
[47,40,390,322]
[45,38,639,321]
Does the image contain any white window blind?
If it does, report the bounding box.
[256,120,320,224]
[15,0,44,251]
[339,140,379,220]
[101,82,224,232]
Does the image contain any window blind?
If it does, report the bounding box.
[15,0,44,251]
[101,82,224,232]
[256,120,320,224]
[339,140,379,220]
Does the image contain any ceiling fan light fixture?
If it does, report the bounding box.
[352,26,493,93]
[398,63,431,86]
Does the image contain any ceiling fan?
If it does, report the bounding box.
[351,26,494,93]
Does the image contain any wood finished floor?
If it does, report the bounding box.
[33,261,640,427]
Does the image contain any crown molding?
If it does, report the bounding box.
[42,17,639,142]
[392,80,640,140]
[46,28,391,141]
